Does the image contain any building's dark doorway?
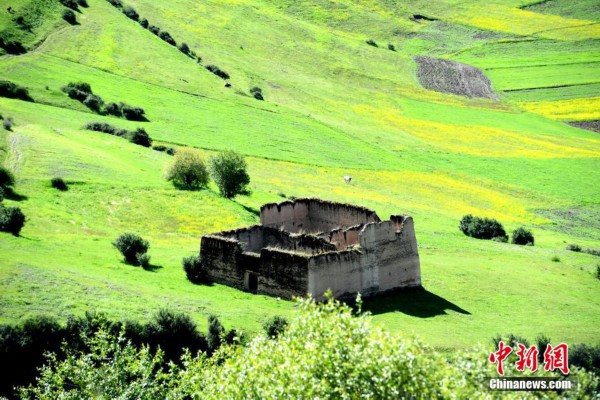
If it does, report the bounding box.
[247,272,258,293]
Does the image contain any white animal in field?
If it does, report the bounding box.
[344,176,352,184]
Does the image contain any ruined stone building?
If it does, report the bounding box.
[199,198,421,300]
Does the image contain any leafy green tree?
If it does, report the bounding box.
[19,318,179,400]
[165,148,209,190]
[209,150,250,198]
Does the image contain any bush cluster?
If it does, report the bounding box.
[159,31,177,46]
[0,38,27,55]
[182,254,208,284]
[206,65,230,80]
[62,82,147,120]
[59,0,79,10]
[0,310,221,398]
[366,39,378,47]
[152,145,176,155]
[250,86,264,101]
[112,233,150,265]
[567,244,582,252]
[123,6,139,21]
[83,122,153,147]
[459,214,507,241]
[0,80,34,102]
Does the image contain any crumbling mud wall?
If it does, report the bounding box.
[307,216,421,300]
[261,198,380,234]
[415,55,498,100]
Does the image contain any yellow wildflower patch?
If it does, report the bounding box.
[517,97,600,121]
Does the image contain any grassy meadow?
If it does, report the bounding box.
[0,0,599,350]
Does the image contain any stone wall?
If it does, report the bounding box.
[261,198,380,234]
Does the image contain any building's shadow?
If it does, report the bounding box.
[361,286,470,318]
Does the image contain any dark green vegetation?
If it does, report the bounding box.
[459,214,507,241]
[512,227,535,245]
[15,297,600,399]
[182,254,208,284]
[165,148,209,190]
[0,0,598,377]
[0,81,33,102]
[112,233,150,265]
[50,177,68,191]
[209,150,250,199]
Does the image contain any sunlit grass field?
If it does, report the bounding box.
[0,0,599,349]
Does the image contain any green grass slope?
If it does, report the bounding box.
[0,0,598,348]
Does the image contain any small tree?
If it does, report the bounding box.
[165,148,209,190]
[512,227,534,246]
[209,150,250,199]
[207,315,224,353]
[112,233,149,265]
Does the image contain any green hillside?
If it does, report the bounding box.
[0,0,599,349]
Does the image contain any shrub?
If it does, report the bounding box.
[165,148,209,190]
[139,18,149,28]
[0,40,26,55]
[182,254,208,284]
[77,0,88,7]
[535,334,551,362]
[159,31,176,46]
[107,0,122,7]
[51,177,68,191]
[596,265,600,280]
[83,122,127,136]
[112,233,149,265]
[0,187,4,202]
[388,43,396,51]
[166,147,177,156]
[567,244,582,252]
[207,315,224,353]
[62,9,77,24]
[584,248,600,257]
[104,102,122,117]
[146,309,207,363]
[0,81,34,101]
[366,39,378,47]
[0,167,15,189]
[209,150,250,198]
[59,0,79,10]
[205,65,230,80]
[179,42,190,55]
[136,253,151,269]
[148,25,160,35]
[511,227,534,246]
[263,316,288,338]
[570,344,600,373]
[83,94,103,113]
[128,127,152,147]
[459,214,507,240]
[2,118,13,131]
[551,255,560,262]
[62,82,93,102]
[0,205,26,235]
[250,86,264,101]
[120,103,146,121]
[122,6,139,21]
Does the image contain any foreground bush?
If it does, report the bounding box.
[459,214,507,240]
[165,148,209,190]
[512,227,534,245]
[112,233,149,265]
[209,150,250,198]
[15,296,600,399]
[0,205,26,235]
[182,254,208,284]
